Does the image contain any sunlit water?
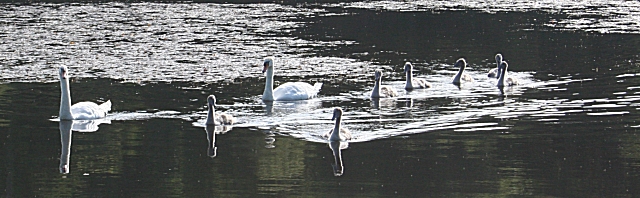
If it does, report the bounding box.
[2,1,640,197]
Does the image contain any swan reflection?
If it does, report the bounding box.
[204,124,233,158]
[263,100,321,116]
[59,119,108,174]
[328,141,349,176]
[370,98,396,109]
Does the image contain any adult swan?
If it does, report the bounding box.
[58,66,111,120]
[262,57,323,101]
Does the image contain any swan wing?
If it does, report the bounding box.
[273,82,321,101]
[506,76,519,86]
[412,78,431,89]
[488,68,499,78]
[214,113,236,125]
[462,74,474,82]
[323,129,334,139]
[380,86,398,97]
[339,127,352,140]
[70,101,110,120]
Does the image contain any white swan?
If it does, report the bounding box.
[262,57,323,101]
[404,62,431,90]
[488,54,502,78]
[206,95,235,125]
[451,58,474,85]
[323,107,352,141]
[371,70,398,98]
[497,61,519,87]
[58,66,111,120]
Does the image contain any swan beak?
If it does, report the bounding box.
[331,112,337,121]
[262,62,269,73]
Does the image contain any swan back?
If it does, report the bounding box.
[206,95,235,125]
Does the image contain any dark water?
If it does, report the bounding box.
[2,1,640,197]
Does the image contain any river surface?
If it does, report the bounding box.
[2,0,640,197]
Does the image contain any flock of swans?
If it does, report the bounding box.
[56,54,518,174]
[57,54,518,140]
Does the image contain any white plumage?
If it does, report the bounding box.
[58,66,111,120]
[262,57,323,101]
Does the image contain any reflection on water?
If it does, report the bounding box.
[204,124,233,158]
[0,1,640,197]
[328,141,348,177]
[58,121,72,174]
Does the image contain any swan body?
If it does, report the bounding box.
[488,54,502,78]
[58,66,111,120]
[206,95,235,125]
[262,57,322,101]
[452,58,474,84]
[323,108,352,141]
[404,62,431,90]
[497,61,518,87]
[371,70,398,98]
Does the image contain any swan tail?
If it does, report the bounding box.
[313,83,323,92]
[99,100,112,112]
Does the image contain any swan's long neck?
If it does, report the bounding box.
[495,59,502,79]
[59,121,72,173]
[405,69,413,89]
[262,67,274,101]
[453,65,465,84]
[330,116,342,141]
[371,78,381,97]
[498,65,507,87]
[206,103,216,125]
[59,78,73,120]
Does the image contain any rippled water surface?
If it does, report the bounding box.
[2,0,640,197]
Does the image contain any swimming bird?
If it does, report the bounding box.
[262,57,323,101]
[323,107,352,141]
[451,58,474,85]
[371,70,398,98]
[488,54,502,79]
[206,95,235,125]
[497,61,518,87]
[58,66,111,120]
[404,62,431,90]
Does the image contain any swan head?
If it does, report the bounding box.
[495,54,503,63]
[374,70,382,81]
[207,95,217,109]
[59,65,69,80]
[403,62,412,73]
[331,107,343,121]
[454,58,467,69]
[262,57,274,73]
